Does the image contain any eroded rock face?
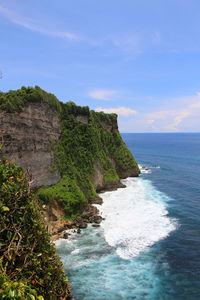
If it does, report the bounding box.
[0,102,61,187]
[44,200,67,236]
[76,115,88,123]
[93,160,104,191]
[93,158,126,192]
[101,121,113,131]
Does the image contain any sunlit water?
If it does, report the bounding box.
[56,133,200,300]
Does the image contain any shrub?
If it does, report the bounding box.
[0,86,61,113]
[0,158,71,299]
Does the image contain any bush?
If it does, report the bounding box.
[0,158,71,299]
[0,86,61,113]
[37,176,87,219]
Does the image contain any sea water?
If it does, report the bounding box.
[56,133,200,300]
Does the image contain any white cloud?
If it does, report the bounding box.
[190,100,200,109]
[89,89,118,100]
[93,92,200,132]
[96,107,137,116]
[0,5,78,40]
[147,119,155,125]
[146,93,200,131]
[165,111,190,132]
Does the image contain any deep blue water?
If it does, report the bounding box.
[56,133,200,300]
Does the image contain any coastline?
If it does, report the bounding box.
[50,133,200,300]
[51,167,150,242]
[51,180,126,241]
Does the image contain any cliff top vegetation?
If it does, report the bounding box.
[0,86,61,113]
[0,86,117,122]
[0,86,140,220]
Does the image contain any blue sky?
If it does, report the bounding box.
[0,0,200,132]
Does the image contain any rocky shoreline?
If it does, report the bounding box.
[50,181,126,241]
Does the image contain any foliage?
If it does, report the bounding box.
[60,101,90,116]
[0,159,70,299]
[37,176,87,219]
[0,273,44,300]
[37,102,140,218]
[0,86,61,113]
[108,129,140,175]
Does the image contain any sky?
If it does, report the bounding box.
[0,0,200,132]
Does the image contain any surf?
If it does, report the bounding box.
[96,177,177,259]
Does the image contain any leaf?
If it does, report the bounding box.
[8,289,15,297]
[15,267,22,272]
[1,206,10,212]
[38,296,44,300]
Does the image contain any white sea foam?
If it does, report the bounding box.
[71,248,80,255]
[141,168,152,174]
[138,164,160,174]
[55,229,77,247]
[97,178,177,260]
[138,164,151,174]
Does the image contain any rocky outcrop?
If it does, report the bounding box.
[101,120,113,131]
[93,159,126,192]
[44,200,67,236]
[76,115,88,123]
[0,102,61,187]
[0,88,140,242]
[47,197,105,241]
[93,160,104,191]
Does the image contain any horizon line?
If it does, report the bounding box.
[120,132,200,134]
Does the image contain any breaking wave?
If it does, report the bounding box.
[97,177,177,259]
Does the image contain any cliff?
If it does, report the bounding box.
[0,86,140,299]
[0,86,140,231]
[0,101,60,187]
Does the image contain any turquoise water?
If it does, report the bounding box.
[56,133,200,300]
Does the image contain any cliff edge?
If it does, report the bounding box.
[0,86,140,299]
[0,86,140,232]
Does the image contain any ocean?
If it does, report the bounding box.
[56,133,200,300]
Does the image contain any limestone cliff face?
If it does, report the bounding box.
[93,159,125,192]
[43,200,68,237]
[0,87,140,240]
[93,160,104,191]
[0,100,139,190]
[0,102,61,187]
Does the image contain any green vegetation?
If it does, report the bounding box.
[0,158,70,299]
[0,86,61,113]
[0,87,140,299]
[0,86,140,220]
[38,101,140,218]
[37,176,87,219]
